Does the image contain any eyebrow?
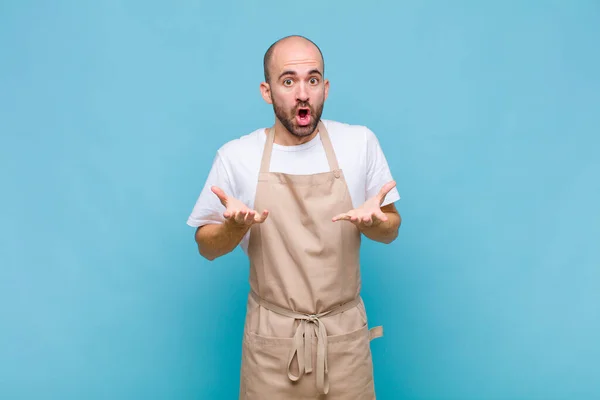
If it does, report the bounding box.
[278,69,323,80]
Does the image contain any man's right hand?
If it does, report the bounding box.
[211,186,269,226]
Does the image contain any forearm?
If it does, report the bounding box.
[359,212,401,244]
[195,222,250,261]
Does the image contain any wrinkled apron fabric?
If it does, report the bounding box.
[239,121,383,399]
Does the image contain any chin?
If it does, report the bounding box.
[292,125,316,137]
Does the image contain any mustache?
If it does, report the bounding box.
[294,103,312,112]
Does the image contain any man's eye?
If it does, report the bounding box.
[310,78,319,84]
[283,79,293,86]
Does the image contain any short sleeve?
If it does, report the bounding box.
[365,127,401,206]
[186,151,233,227]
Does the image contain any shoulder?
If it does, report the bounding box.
[322,119,380,153]
[215,127,265,162]
[323,119,377,142]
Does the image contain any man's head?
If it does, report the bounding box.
[260,35,329,138]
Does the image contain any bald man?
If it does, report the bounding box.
[187,35,401,399]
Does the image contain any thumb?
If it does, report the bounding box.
[378,181,396,202]
[211,186,228,205]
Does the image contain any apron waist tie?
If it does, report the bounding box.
[250,290,360,395]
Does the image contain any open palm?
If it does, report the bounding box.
[332,181,396,228]
[211,186,269,226]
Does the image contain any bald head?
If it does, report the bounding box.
[263,35,324,83]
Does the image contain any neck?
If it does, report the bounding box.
[271,119,319,146]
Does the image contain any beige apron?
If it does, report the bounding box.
[239,121,383,399]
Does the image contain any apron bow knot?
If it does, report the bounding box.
[288,314,330,394]
[250,291,360,395]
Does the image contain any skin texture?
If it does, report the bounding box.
[195,36,401,260]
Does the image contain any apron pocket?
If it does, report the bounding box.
[322,322,379,399]
[241,331,317,399]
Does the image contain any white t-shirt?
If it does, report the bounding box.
[187,119,401,254]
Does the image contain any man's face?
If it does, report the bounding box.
[262,39,329,138]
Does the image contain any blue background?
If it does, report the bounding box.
[1,1,599,399]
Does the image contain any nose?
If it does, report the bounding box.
[296,82,309,102]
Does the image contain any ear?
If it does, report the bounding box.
[323,79,330,102]
[260,81,273,104]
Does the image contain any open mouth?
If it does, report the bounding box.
[296,108,311,126]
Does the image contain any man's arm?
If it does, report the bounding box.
[194,185,269,261]
[195,222,250,261]
[358,203,401,244]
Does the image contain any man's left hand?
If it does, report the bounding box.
[332,181,396,228]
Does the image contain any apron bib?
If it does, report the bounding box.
[239,121,383,399]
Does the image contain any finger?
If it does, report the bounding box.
[211,186,229,205]
[332,213,350,222]
[234,210,248,224]
[223,207,236,219]
[226,210,240,223]
[229,210,240,223]
[377,181,397,201]
[361,215,373,227]
[244,210,256,224]
[255,210,269,223]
